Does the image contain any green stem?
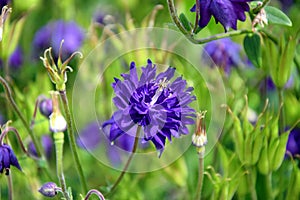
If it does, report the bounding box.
[195,151,205,200]
[264,173,273,200]
[252,0,271,14]
[0,76,44,158]
[166,0,253,44]
[54,132,70,200]
[278,88,285,134]
[59,90,87,193]
[7,169,13,200]
[109,126,141,194]
[247,168,257,200]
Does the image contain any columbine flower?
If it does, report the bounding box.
[38,182,60,197]
[32,20,84,60]
[202,38,243,74]
[39,98,53,118]
[102,59,196,157]
[191,0,251,31]
[0,143,22,175]
[28,135,53,159]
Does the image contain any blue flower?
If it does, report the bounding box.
[32,20,84,60]
[0,143,22,175]
[202,38,242,74]
[102,59,196,157]
[191,0,251,31]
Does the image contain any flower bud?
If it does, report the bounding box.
[192,112,207,154]
[39,98,53,118]
[0,6,11,42]
[38,182,59,197]
[49,91,67,132]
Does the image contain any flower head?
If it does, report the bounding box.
[38,182,59,197]
[28,135,53,159]
[102,59,196,157]
[191,0,251,31]
[202,38,242,74]
[0,143,22,175]
[33,20,84,60]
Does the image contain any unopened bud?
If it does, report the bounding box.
[38,182,59,197]
[192,111,207,154]
[49,91,67,132]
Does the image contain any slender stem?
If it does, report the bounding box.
[247,168,257,200]
[7,173,13,200]
[109,126,141,194]
[278,88,285,134]
[253,0,271,14]
[54,132,70,200]
[166,0,253,44]
[264,173,273,200]
[193,0,200,34]
[59,90,87,193]
[195,151,204,200]
[0,76,44,158]
[84,189,106,200]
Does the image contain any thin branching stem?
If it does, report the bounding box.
[84,189,106,200]
[109,126,141,194]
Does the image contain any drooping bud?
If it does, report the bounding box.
[39,98,53,118]
[192,111,207,154]
[49,91,67,132]
[38,182,60,197]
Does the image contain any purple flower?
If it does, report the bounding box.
[8,46,23,70]
[77,122,102,150]
[28,135,53,159]
[203,38,242,74]
[286,127,300,157]
[0,0,10,9]
[77,121,139,166]
[39,98,53,118]
[0,113,5,125]
[38,182,59,197]
[102,59,196,157]
[0,143,22,175]
[32,20,84,60]
[191,0,251,31]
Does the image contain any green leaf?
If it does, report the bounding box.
[265,6,292,27]
[179,13,192,32]
[244,34,262,68]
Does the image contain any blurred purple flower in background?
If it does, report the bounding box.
[8,46,23,70]
[28,135,53,159]
[0,0,10,9]
[286,127,300,157]
[0,46,23,71]
[32,20,84,60]
[77,121,139,166]
[0,113,5,125]
[191,0,251,31]
[202,38,243,74]
[102,59,196,157]
[0,143,22,175]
